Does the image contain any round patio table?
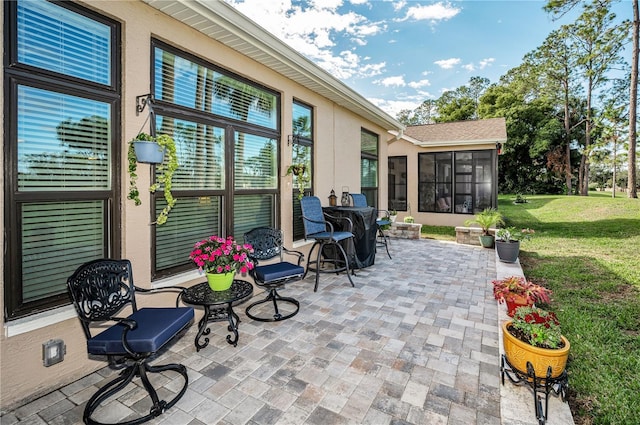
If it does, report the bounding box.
[181,280,253,350]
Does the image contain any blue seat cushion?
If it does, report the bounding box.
[255,262,304,284]
[376,218,391,227]
[308,231,353,242]
[87,307,194,355]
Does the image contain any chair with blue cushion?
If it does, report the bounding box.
[67,259,194,425]
[300,196,355,292]
[243,227,305,322]
[350,193,392,259]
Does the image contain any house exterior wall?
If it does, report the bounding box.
[387,138,498,227]
[0,0,392,409]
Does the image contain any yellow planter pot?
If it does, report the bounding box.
[206,271,235,291]
[502,321,570,379]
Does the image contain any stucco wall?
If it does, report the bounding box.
[1,0,392,410]
[387,138,497,227]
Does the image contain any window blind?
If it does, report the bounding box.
[22,201,105,302]
[154,46,277,129]
[18,86,111,191]
[155,197,221,271]
[233,195,275,243]
[17,1,111,85]
[156,116,225,190]
[234,133,277,190]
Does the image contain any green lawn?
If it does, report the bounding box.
[498,193,640,425]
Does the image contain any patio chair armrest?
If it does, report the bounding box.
[301,214,337,236]
[377,209,390,219]
[134,285,187,308]
[323,212,354,233]
[282,247,305,266]
[110,316,138,356]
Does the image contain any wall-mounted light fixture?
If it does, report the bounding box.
[496,142,503,155]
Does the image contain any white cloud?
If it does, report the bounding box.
[479,58,495,69]
[392,0,407,12]
[463,63,475,71]
[408,79,431,89]
[360,62,386,77]
[368,97,421,117]
[434,58,461,69]
[224,0,385,79]
[399,2,461,22]
[374,75,407,87]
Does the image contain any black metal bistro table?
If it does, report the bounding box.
[181,280,253,350]
[322,206,377,268]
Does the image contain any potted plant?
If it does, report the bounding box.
[189,235,254,291]
[389,210,398,222]
[464,208,505,248]
[495,226,534,263]
[285,163,310,200]
[513,193,528,204]
[502,306,570,379]
[492,275,552,316]
[127,133,178,225]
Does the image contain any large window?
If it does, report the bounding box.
[388,157,407,211]
[292,101,313,241]
[152,41,280,277]
[4,1,120,319]
[419,153,452,213]
[418,150,496,214]
[361,129,378,206]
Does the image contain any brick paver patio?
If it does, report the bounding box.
[2,238,504,425]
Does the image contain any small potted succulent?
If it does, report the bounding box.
[464,208,504,248]
[492,275,552,316]
[495,226,534,263]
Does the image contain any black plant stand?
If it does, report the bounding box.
[500,354,569,425]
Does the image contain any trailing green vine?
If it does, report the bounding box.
[127,133,178,225]
[285,163,310,201]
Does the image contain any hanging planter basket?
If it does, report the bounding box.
[133,141,165,164]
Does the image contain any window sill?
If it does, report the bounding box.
[292,239,313,249]
[152,269,202,289]
[4,305,77,338]
[4,270,204,338]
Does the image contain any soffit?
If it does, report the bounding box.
[142,0,404,132]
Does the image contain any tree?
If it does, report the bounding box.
[435,77,490,122]
[546,0,635,196]
[529,28,581,194]
[479,83,565,194]
[629,0,638,197]
[568,2,628,195]
[396,100,436,125]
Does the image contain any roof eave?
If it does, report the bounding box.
[142,0,405,132]
[395,133,507,148]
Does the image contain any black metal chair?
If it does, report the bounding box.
[350,193,392,259]
[67,259,194,425]
[243,227,305,322]
[300,196,355,292]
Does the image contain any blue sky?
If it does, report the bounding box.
[225,0,630,117]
